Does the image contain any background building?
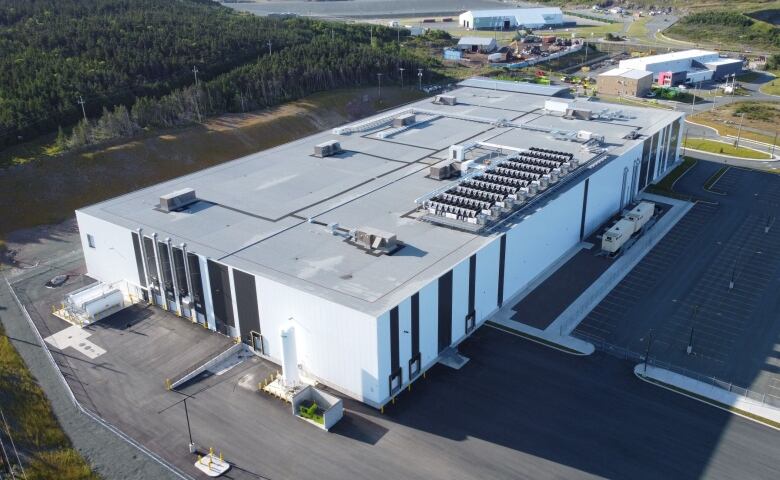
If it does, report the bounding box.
[459,8,563,30]
[597,68,654,97]
[457,36,497,53]
[619,49,743,85]
[76,78,684,409]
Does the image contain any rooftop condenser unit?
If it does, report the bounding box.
[352,227,398,255]
[434,95,457,105]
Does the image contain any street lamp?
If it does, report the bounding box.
[399,67,405,89]
[377,73,382,100]
[417,68,423,91]
[687,305,699,355]
[643,329,655,375]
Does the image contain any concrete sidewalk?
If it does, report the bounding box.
[635,364,780,430]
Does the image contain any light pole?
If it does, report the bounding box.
[643,329,655,375]
[687,305,699,355]
[399,67,405,89]
[377,73,382,100]
[183,398,195,453]
[418,68,423,91]
[735,112,745,148]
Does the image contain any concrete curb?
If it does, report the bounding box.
[485,321,594,356]
[683,143,776,161]
[634,364,780,431]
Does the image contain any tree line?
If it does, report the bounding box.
[54,29,443,151]
[0,0,408,149]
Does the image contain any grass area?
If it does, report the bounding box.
[626,16,652,38]
[665,10,779,51]
[0,87,423,238]
[687,101,780,146]
[760,78,780,95]
[0,324,98,479]
[652,157,697,194]
[704,166,729,191]
[684,138,771,159]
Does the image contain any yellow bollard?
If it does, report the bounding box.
[380,406,384,414]
[198,455,203,464]
[165,378,171,390]
[209,447,214,457]
[219,451,223,462]
[208,457,213,468]
[392,397,395,405]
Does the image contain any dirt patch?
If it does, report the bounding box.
[0,87,423,240]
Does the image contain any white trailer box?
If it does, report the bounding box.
[625,201,654,233]
[601,218,635,253]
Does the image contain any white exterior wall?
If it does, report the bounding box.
[398,297,412,383]
[475,240,500,325]
[451,260,470,344]
[253,275,381,405]
[76,211,142,288]
[418,281,439,368]
[583,145,643,235]
[503,183,584,299]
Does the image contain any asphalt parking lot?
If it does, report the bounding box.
[575,161,780,401]
[4,223,779,480]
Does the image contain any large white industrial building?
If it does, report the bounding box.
[459,7,563,30]
[619,49,743,84]
[76,78,684,408]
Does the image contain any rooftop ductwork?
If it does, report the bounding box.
[314,140,343,157]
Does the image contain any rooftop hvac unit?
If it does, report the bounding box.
[430,163,454,180]
[544,100,570,114]
[565,107,592,120]
[159,188,197,212]
[624,130,640,140]
[314,140,343,157]
[392,113,416,127]
[449,144,466,161]
[434,94,457,105]
[577,130,604,143]
[353,227,398,254]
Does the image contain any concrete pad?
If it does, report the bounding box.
[44,324,106,359]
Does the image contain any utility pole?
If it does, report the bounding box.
[772,130,778,157]
[735,112,745,148]
[377,73,382,100]
[267,40,272,55]
[370,26,373,45]
[418,68,423,91]
[192,66,199,87]
[77,95,87,121]
[399,67,405,89]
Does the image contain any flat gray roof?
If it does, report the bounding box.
[81,82,683,316]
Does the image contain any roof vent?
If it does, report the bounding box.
[429,163,455,180]
[314,140,343,157]
[624,130,640,140]
[434,94,457,105]
[159,188,197,212]
[352,227,399,255]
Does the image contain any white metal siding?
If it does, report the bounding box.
[398,297,412,383]
[451,260,470,344]
[475,239,500,324]
[76,211,141,288]
[418,281,439,369]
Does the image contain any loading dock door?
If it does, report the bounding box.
[503,20,510,29]
[233,268,262,347]
[207,260,234,336]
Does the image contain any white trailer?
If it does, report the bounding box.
[601,218,635,253]
[625,201,655,233]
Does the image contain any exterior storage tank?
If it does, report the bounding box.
[281,325,300,388]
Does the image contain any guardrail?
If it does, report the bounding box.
[575,330,780,410]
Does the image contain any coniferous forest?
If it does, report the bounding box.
[0,0,441,151]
